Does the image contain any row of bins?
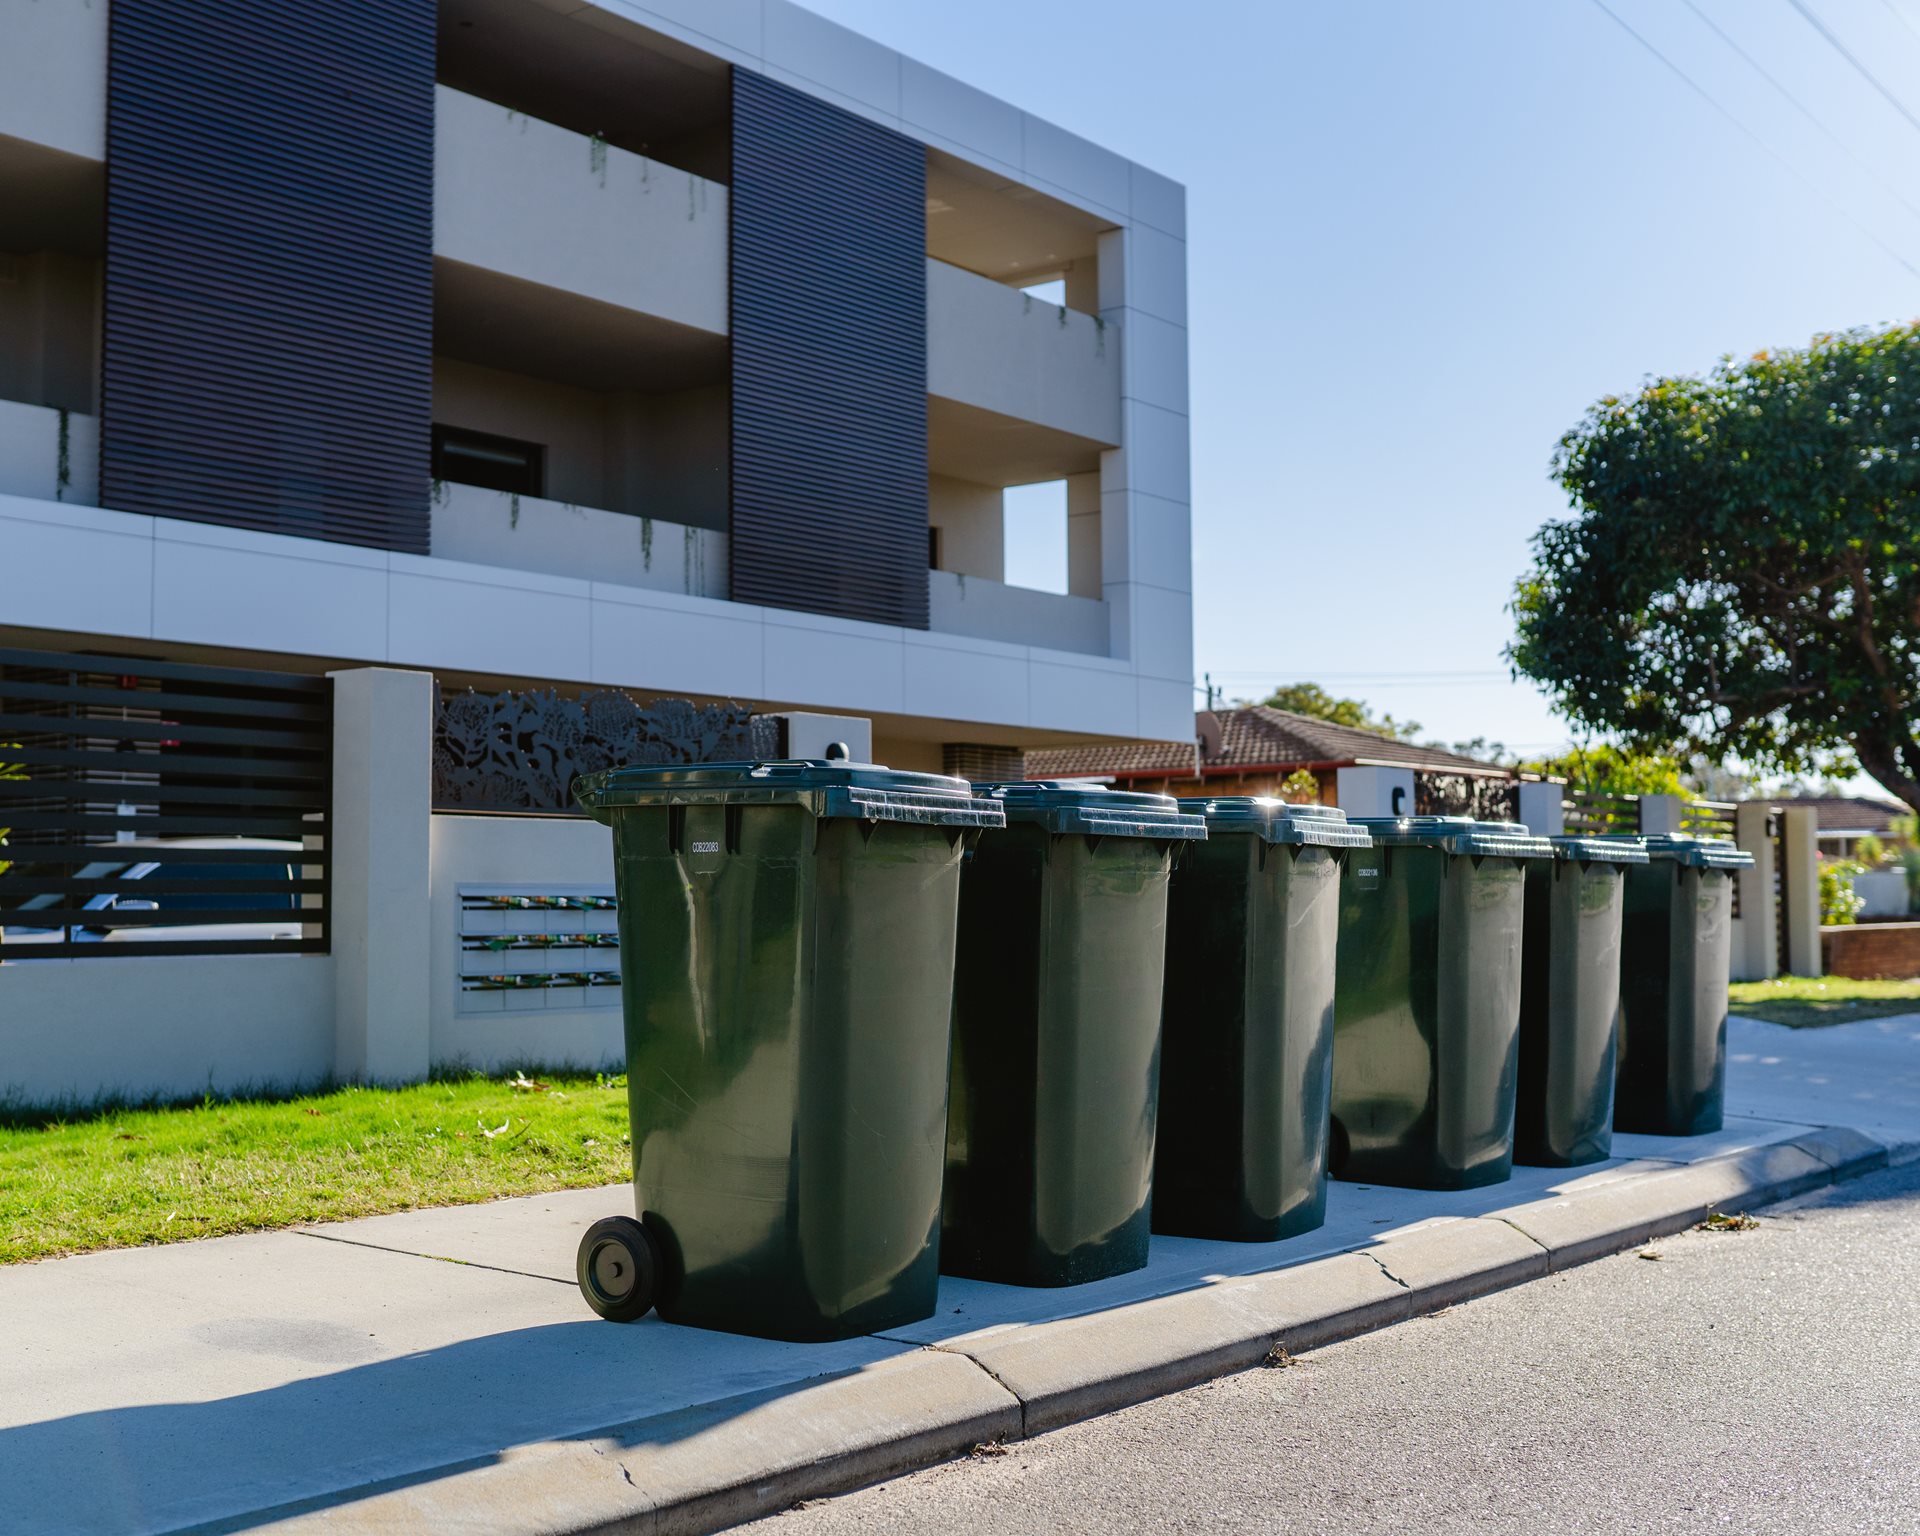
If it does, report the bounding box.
[569,761,1751,1341]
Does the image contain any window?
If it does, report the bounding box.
[432,425,545,496]
[928,526,942,569]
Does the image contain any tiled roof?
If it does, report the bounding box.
[1025,706,1511,781]
[1776,795,1908,835]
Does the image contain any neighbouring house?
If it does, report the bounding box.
[0,0,1195,1104]
[1024,706,1522,819]
[1774,795,1909,859]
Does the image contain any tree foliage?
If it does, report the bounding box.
[1259,682,1421,742]
[1510,321,1920,812]
[1517,743,1690,799]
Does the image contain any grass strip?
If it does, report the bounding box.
[0,1071,633,1265]
[1729,975,1920,1028]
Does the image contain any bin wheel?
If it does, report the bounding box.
[577,1216,659,1323]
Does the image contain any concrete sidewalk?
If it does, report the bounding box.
[3,1013,1916,1536]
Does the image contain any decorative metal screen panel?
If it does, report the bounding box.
[729,68,930,628]
[1415,773,1520,822]
[433,686,765,814]
[101,0,434,552]
[0,647,330,959]
[458,886,621,1014]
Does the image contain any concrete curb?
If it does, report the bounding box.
[232,1125,1897,1536]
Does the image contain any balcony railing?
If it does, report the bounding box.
[928,569,1109,656]
[429,481,727,599]
[434,85,728,337]
[0,399,97,508]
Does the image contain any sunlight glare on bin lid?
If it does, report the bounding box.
[572,760,1005,826]
[970,780,1208,839]
[1350,815,1555,858]
[1180,795,1373,848]
[1630,833,1755,868]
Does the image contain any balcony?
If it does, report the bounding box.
[928,569,1108,657]
[927,258,1120,451]
[434,85,729,363]
[0,399,97,507]
[430,482,726,600]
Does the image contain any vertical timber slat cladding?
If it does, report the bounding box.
[730,69,930,629]
[102,2,434,553]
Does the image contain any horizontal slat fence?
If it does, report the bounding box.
[0,648,330,959]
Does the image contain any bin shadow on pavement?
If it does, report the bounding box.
[0,1317,915,1536]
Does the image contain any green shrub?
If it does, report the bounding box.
[1821,859,1866,926]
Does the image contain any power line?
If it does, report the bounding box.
[1586,0,1920,279]
[1680,0,1920,226]
[1786,0,1920,141]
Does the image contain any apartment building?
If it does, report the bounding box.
[0,0,1194,768]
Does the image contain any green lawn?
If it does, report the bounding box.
[0,1071,633,1265]
[1729,975,1920,1029]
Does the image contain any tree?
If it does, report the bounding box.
[1511,321,1920,813]
[1258,682,1421,742]
[1518,743,1690,799]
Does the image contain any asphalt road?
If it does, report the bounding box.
[747,1158,1920,1536]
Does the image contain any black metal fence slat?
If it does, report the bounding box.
[0,646,332,958]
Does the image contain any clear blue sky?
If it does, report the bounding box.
[806,0,1920,758]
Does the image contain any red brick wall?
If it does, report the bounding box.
[1822,922,1920,980]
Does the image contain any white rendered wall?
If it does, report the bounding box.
[435,85,727,337]
[0,0,107,161]
[1781,807,1823,977]
[429,815,625,1075]
[929,474,1004,581]
[0,490,1152,739]
[0,955,335,1106]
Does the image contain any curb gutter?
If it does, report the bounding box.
[217,1126,1895,1536]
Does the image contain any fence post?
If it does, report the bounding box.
[1516,780,1565,836]
[1779,805,1823,977]
[1334,766,1415,818]
[1731,801,1779,981]
[1637,794,1684,836]
[328,667,434,1084]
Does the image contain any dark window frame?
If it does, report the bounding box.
[431,424,546,496]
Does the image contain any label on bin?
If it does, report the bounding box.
[691,841,720,854]
[1353,863,1384,889]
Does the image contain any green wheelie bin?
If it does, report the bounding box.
[1613,834,1754,1137]
[1331,817,1553,1191]
[942,783,1205,1287]
[1514,835,1649,1167]
[1154,798,1371,1242]
[571,760,1003,1341]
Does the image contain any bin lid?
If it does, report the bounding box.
[1351,815,1554,858]
[973,781,1208,840]
[1635,833,1755,869]
[1545,834,1650,864]
[1181,796,1372,848]
[573,761,1006,828]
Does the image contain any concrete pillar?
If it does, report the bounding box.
[767,712,873,763]
[328,667,433,1084]
[1516,780,1566,836]
[1335,766,1415,819]
[1731,801,1779,982]
[1638,794,1684,836]
[1066,471,1101,599]
[1780,806,1823,977]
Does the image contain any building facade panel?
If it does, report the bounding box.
[729,68,931,629]
[101,0,435,552]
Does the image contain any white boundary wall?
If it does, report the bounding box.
[429,814,624,1075]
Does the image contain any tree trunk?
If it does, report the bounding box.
[1851,735,1920,816]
